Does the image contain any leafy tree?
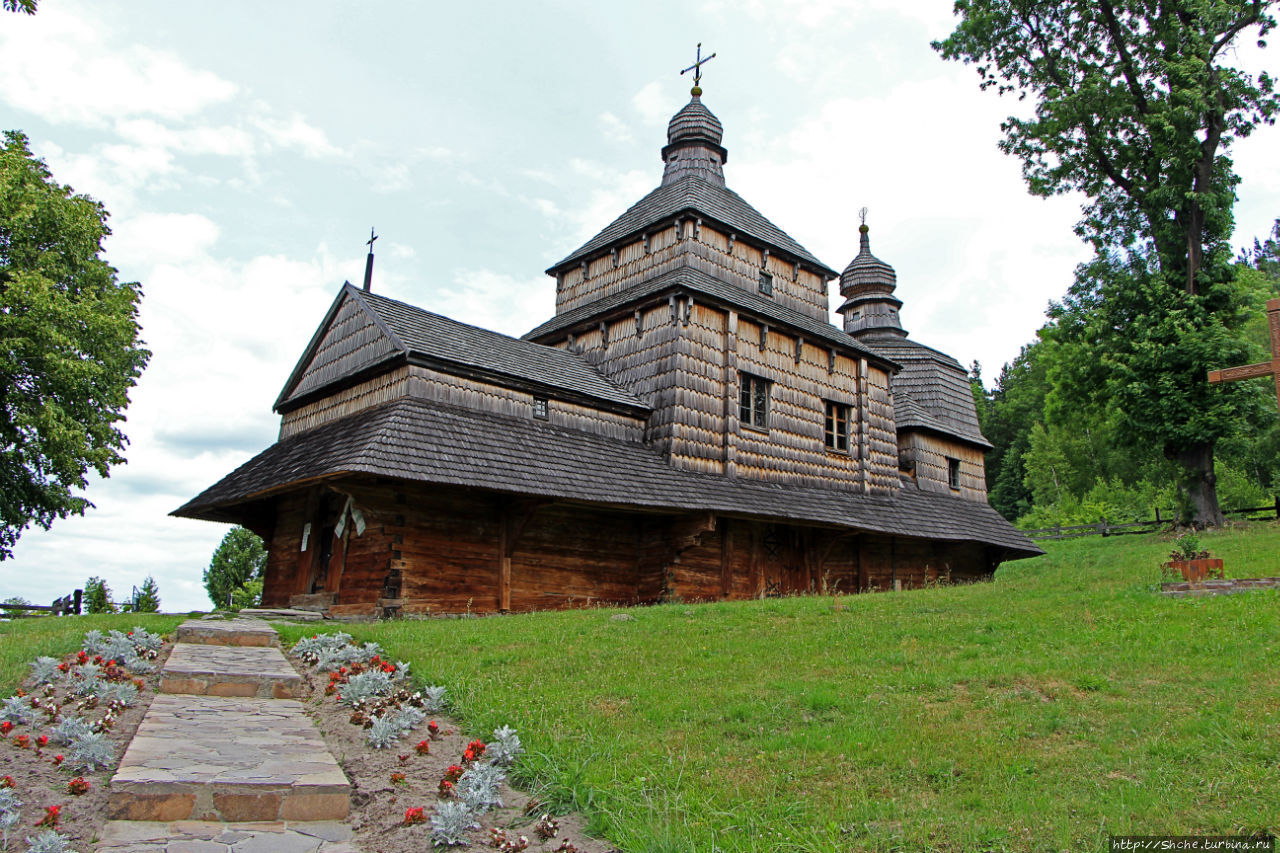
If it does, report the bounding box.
[936,0,1278,525]
[204,526,267,610]
[133,576,160,613]
[0,131,150,558]
[1,595,33,616]
[2,1,37,13]
[83,576,115,614]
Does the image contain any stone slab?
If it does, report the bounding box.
[161,644,302,699]
[95,820,359,853]
[109,695,349,822]
[175,619,280,648]
[237,608,324,622]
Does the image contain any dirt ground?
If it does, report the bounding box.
[290,657,618,853]
[0,642,171,852]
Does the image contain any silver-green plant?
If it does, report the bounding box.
[487,725,523,767]
[128,626,163,652]
[0,787,23,850]
[291,632,353,664]
[365,713,407,749]
[80,630,105,655]
[421,685,447,713]
[429,800,477,846]
[23,829,78,853]
[458,762,505,814]
[28,657,61,686]
[49,716,91,746]
[340,670,393,706]
[68,730,114,771]
[0,695,36,726]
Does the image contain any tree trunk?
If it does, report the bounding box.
[1171,441,1224,527]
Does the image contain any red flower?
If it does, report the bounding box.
[414,740,430,755]
[52,754,64,766]
[76,651,88,664]
[427,720,440,740]
[398,753,411,764]
[390,771,406,785]
[0,721,12,735]
[93,655,103,665]
[37,805,60,827]
[67,777,89,795]
[37,735,48,748]
[57,663,68,673]
[442,764,464,783]
[463,739,487,763]
[403,805,425,825]
[0,775,14,788]
[13,734,30,749]
[437,779,454,797]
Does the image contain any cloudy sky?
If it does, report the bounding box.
[2,1,1277,611]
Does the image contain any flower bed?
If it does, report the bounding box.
[0,628,169,853]
[289,632,612,852]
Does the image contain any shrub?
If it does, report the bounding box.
[429,800,477,846]
[68,731,114,771]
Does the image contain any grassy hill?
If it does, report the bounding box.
[3,523,1277,851]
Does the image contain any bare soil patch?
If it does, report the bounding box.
[0,642,171,852]
[290,659,616,853]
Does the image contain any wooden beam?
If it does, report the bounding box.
[1209,361,1273,383]
[720,518,732,598]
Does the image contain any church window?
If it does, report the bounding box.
[532,397,549,420]
[758,270,773,296]
[947,457,961,489]
[824,401,850,452]
[739,373,770,431]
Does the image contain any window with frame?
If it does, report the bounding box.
[824,400,850,452]
[739,373,770,430]
[947,457,961,490]
[758,270,774,296]
[532,396,549,420]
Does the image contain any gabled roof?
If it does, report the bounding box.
[275,284,648,415]
[547,176,838,278]
[172,397,1040,558]
[523,266,896,369]
[862,337,991,449]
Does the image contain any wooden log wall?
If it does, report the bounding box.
[899,432,988,501]
[555,221,831,323]
[260,480,1000,615]
[863,365,900,495]
[286,293,398,403]
[280,366,411,438]
[280,364,646,442]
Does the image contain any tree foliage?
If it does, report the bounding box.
[133,575,160,613]
[936,0,1278,525]
[204,526,267,610]
[83,576,115,614]
[0,131,150,558]
[2,1,37,13]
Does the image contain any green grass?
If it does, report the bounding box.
[274,523,1280,852]
[0,613,186,694]
[3,526,1276,851]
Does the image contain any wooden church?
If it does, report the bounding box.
[174,81,1040,617]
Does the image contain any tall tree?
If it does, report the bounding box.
[935,0,1278,525]
[0,131,150,558]
[204,526,267,610]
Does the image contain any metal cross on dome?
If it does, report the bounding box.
[681,43,717,88]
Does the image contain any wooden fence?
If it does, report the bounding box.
[1025,497,1280,541]
[0,590,82,617]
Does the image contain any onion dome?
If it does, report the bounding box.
[661,91,727,187]
[837,222,906,339]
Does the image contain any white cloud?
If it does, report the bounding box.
[433,269,556,339]
[598,111,633,143]
[632,81,675,127]
[108,213,221,268]
[251,114,346,160]
[0,7,237,127]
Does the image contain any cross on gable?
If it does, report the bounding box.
[1208,297,1280,418]
[680,42,716,90]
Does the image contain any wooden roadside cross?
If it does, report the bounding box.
[1208,298,1280,417]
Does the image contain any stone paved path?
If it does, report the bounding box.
[99,618,356,852]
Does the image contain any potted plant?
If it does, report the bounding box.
[1162,533,1224,583]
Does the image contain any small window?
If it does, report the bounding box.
[824,401,850,452]
[532,397,549,420]
[758,270,773,296]
[739,373,770,430]
[947,457,961,490]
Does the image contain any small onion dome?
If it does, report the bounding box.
[840,224,897,293]
[667,93,724,148]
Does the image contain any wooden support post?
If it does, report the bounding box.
[499,520,511,612]
[720,518,732,598]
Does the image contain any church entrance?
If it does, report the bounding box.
[757,524,809,597]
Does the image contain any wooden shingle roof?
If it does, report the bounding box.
[863,337,991,449]
[173,397,1039,557]
[546,176,838,278]
[275,284,648,415]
